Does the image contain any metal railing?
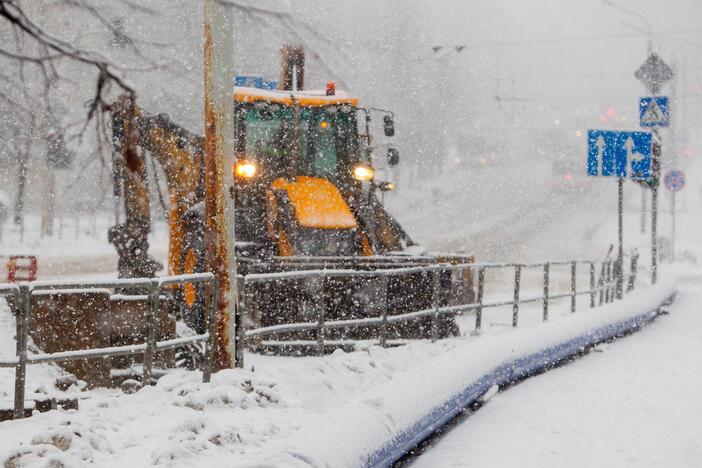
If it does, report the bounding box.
[0,253,640,419]
[0,273,217,420]
[239,254,639,360]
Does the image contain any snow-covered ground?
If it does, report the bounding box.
[0,276,675,467]
[0,157,696,468]
[412,278,701,468]
[0,214,168,280]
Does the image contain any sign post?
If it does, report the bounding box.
[663,169,686,262]
[587,130,652,299]
[635,52,673,284]
[640,188,647,234]
[651,138,660,283]
[617,176,624,298]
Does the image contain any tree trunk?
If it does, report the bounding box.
[14,151,27,228]
[41,164,55,237]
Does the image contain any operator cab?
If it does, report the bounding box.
[232,83,378,258]
[233,94,365,189]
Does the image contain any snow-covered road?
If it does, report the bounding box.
[411,283,702,468]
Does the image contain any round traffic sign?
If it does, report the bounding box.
[663,169,686,192]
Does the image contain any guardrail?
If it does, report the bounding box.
[238,253,639,362]
[0,273,217,420]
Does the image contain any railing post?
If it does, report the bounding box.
[606,261,614,303]
[379,275,389,348]
[611,260,617,302]
[603,262,611,303]
[597,262,607,305]
[627,252,639,292]
[316,278,326,356]
[542,263,550,322]
[615,256,624,301]
[570,261,577,313]
[475,266,485,331]
[142,279,160,387]
[589,261,596,308]
[234,275,245,368]
[431,269,440,342]
[202,276,218,383]
[13,286,30,420]
[512,264,521,328]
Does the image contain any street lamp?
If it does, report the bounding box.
[602,0,654,52]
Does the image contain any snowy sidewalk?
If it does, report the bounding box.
[413,283,702,468]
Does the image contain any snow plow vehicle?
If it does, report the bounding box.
[109,46,474,350]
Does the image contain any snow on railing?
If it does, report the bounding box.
[238,254,639,360]
[0,273,217,420]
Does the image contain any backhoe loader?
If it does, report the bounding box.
[109,46,474,349]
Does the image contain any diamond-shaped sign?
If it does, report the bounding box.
[635,53,674,94]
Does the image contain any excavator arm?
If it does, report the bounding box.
[110,95,213,332]
[110,95,205,279]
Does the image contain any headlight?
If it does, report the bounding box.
[234,161,257,178]
[353,164,374,181]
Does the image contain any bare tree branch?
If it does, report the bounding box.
[0,0,133,120]
[0,46,60,62]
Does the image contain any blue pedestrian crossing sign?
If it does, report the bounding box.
[587,130,652,180]
[639,96,669,128]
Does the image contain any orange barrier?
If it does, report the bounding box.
[7,256,37,282]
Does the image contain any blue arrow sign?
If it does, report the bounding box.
[639,96,669,128]
[587,130,652,179]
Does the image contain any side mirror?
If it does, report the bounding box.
[383,115,395,137]
[387,147,400,166]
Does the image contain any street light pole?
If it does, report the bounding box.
[603,0,654,52]
[431,45,465,173]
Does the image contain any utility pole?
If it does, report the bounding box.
[203,0,238,369]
